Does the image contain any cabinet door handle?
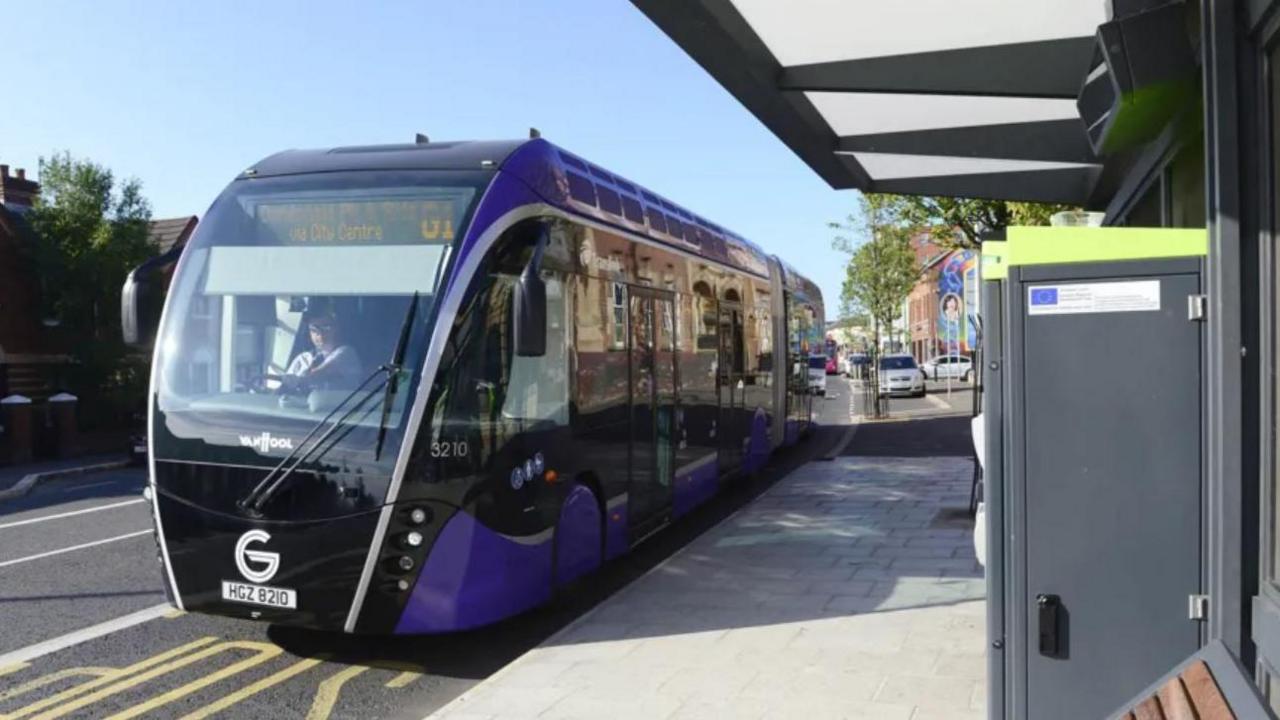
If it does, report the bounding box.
[1037,593,1061,656]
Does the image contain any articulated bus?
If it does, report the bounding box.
[123,138,825,634]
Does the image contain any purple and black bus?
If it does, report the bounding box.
[123,138,825,634]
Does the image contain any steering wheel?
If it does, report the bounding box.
[246,373,301,395]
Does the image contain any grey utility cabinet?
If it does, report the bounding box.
[982,229,1208,719]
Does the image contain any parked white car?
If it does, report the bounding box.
[808,355,828,396]
[841,352,869,378]
[878,354,925,397]
[921,354,974,381]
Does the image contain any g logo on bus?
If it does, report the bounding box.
[234,530,280,584]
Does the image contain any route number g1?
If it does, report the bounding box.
[431,440,469,458]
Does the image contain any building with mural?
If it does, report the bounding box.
[904,236,982,362]
[936,248,980,355]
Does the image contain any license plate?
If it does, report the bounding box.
[221,581,296,609]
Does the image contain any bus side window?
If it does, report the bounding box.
[503,273,570,426]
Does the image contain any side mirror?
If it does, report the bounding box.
[121,266,163,348]
[513,226,549,357]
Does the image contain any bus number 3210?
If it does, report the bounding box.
[430,441,469,458]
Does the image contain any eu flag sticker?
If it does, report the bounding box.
[1030,288,1058,306]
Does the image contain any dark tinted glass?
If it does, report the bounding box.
[596,185,622,216]
[880,356,918,370]
[567,172,596,205]
[646,208,667,234]
[587,164,616,183]
[621,195,644,222]
[559,152,588,171]
[667,217,684,239]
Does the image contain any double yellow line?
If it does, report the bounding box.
[0,637,423,720]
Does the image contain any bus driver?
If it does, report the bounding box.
[281,313,363,392]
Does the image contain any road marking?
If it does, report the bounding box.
[0,530,151,570]
[925,393,951,411]
[60,480,128,494]
[101,642,284,720]
[177,657,327,720]
[4,637,217,720]
[385,669,422,689]
[0,499,147,531]
[306,666,369,720]
[0,661,29,679]
[0,667,115,705]
[0,603,173,669]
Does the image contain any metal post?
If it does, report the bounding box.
[1203,0,1245,656]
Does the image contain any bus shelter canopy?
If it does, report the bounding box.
[633,0,1110,205]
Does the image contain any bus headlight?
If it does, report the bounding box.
[524,459,536,480]
[405,531,424,548]
[409,507,429,525]
[532,452,545,475]
[510,467,526,490]
[397,556,414,572]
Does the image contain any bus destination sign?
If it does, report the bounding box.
[257,198,460,245]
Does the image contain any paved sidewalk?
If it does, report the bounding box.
[0,453,130,496]
[429,454,985,720]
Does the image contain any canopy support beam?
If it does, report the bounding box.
[869,166,1101,205]
[837,120,1097,163]
[778,37,1097,99]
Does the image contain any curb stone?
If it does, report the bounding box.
[0,459,132,504]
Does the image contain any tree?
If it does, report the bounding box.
[26,152,154,418]
[892,196,1072,250]
[830,194,919,354]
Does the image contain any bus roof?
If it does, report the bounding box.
[243,137,817,286]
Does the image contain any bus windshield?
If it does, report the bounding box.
[152,170,486,481]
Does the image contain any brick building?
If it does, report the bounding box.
[0,164,68,400]
[0,164,197,400]
[905,231,947,362]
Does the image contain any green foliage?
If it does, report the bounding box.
[830,195,919,344]
[26,152,154,421]
[890,195,1072,250]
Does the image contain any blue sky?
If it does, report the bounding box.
[3,0,858,311]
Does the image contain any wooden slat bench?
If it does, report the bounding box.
[1121,660,1234,719]
[1108,642,1272,720]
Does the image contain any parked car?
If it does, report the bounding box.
[128,433,148,466]
[921,354,974,381]
[825,356,839,375]
[879,354,926,397]
[808,355,828,396]
[841,353,869,378]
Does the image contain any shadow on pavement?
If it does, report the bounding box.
[0,470,145,516]
[267,411,984,671]
[265,423,851,679]
[531,413,983,649]
[164,387,979,691]
[845,414,976,457]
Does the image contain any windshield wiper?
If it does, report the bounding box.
[238,368,390,516]
[375,291,419,461]
[238,292,422,516]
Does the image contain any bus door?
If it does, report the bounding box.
[628,287,676,541]
[718,302,746,475]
